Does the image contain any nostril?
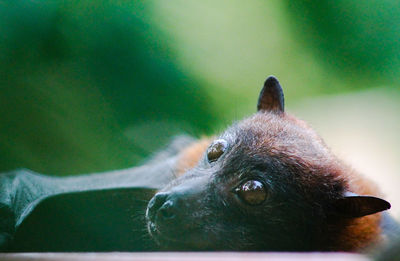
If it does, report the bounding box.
[158,200,175,220]
[147,192,169,221]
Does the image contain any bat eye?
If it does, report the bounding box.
[207,139,228,162]
[235,180,267,205]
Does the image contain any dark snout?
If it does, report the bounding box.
[146,177,205,225]
[145,174,209,244]
[147,192,176,224]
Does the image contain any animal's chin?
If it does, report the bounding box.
[146,221,213,250]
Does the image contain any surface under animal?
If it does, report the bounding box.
[0,76,396,252]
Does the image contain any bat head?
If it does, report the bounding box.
[145,76,390,251]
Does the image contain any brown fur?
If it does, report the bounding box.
[175,137,213,177]
[173,111,383,252]
[240,112,383,251]
[334,169,383,251]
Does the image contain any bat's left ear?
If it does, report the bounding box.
[332,192,391,218]
[257,76,284,113]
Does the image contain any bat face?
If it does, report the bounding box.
[145,76,390,251]
[146,111,341,250]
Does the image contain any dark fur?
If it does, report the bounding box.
[145,76,391,251]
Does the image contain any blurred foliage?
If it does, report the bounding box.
[285,0,400,84]
[0,0,399,175]
[148,0,398,123]
[0,1,218,174]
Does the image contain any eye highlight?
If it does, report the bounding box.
[207,139,228,163]
[235,180,267,205]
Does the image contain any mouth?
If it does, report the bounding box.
[145,205,213,250]
[145,211,176,246]
[145,206,159,241]
[146,220,184,248]
[146,219,209,250]
[146,220,161,245]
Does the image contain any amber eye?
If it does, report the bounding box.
[235,180,267,205]
[207,139,228,162]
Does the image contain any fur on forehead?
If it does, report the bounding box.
[235,113,329,157]
[226,112,345,182]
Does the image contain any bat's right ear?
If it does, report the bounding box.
[332,192,391,218]
[257,76,284,113]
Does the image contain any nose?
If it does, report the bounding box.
[147,192,176,223]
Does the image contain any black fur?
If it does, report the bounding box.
[146,76,391,251]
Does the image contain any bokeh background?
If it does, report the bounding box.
[1,1,399,216]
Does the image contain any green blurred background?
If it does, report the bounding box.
[1,1,399,213]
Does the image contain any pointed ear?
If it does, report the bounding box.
[333,192,391,218]
[257,76,284,113]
